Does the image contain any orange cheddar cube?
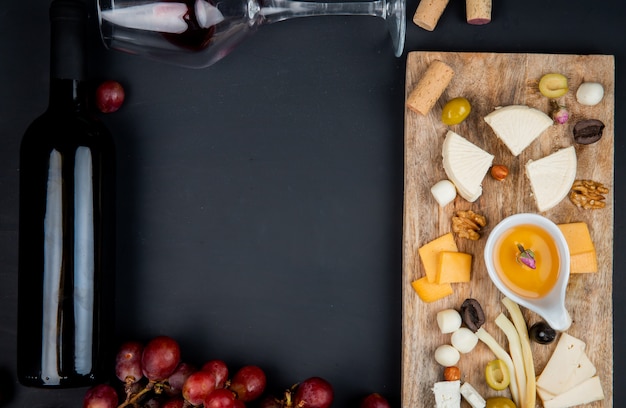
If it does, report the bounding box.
[411,276,454,303]
[558,222,598,273]
[418,232,458,282]
[436,251,472,283]
[570,250,598,274]
[558,222,595,254]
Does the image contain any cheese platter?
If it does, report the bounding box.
[402,52,614,407]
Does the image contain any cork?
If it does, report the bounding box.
[466,0,492,25]
[413,0,450,31]
[407,60,455,116]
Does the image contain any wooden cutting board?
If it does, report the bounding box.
[402,52,614,407]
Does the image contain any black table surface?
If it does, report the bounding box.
[1,0,624,407]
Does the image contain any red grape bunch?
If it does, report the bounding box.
[83,334,391,408]
[83,336,266,408]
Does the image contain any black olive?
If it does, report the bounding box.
[460,298,485,332]
[529,321,557,344]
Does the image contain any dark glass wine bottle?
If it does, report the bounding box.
[17,0,116,388]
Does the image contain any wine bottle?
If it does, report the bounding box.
[17,0,116,388]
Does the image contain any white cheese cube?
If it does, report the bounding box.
[432,380,461,408]
[431,180,457,207]
[460,382,486,408]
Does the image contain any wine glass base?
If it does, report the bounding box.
[385,0,405,57]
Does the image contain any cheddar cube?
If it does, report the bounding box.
[558,222,595,254]
[411,276,453,303]
[418,233,458,282]
[436,251,472,283]
[558,222,598,273]
[570,250,598,274]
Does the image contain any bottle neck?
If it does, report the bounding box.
[49,78,87,112]
[48,0,88,112]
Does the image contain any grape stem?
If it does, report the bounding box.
[284,388,293,406]
[118,380,158,408]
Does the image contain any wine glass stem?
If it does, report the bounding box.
[258,0,386,23]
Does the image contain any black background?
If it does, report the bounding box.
[0,0,624,407]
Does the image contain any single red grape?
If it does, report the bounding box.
[83,384,118,408]
[115,341,144,384]
[360,393,391,408]
[294,377,334,408]
[204,388,238,408]
[167,362,197,395]
[95,80,125,113]
[141,336,181,381]
[229,365,266,402]
[182,370,217,405]
[201,359,229,388]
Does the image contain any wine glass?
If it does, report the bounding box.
[96,0,405,68]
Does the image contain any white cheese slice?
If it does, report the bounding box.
[484,105,553,156]
[561,351,597,391]
[432,380,461,408]
[541,376,604,408]
[442,130,494,202]
[536,333,586,395]
[460,382,486,408]
[538,350,598,403]
[525,146,577,212]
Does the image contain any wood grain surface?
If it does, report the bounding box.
[402,52,615,407]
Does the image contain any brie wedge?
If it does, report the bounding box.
[484,105,553,156]
[442,130,494,202]
[525,146,577,212]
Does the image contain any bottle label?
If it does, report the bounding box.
[73,146,94,374]
[41,147,95,384]
[41,149,63,385]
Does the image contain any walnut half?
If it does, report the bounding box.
[569,179,609,209]
[452,210,487,240]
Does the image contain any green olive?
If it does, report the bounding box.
[441,97,471,125]
[538,73,568,98]
[485,359,510,391]
[486,397,516,408]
